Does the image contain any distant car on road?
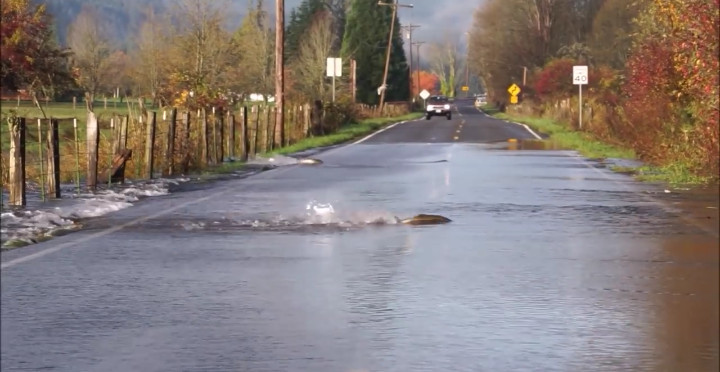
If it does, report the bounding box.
[425,95,452,120]
[474,96,487,107]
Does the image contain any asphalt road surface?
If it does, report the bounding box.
[2,99,718,372]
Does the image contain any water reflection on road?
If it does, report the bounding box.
[1,143,717,372]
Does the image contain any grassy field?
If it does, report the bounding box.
[0,101,138,149]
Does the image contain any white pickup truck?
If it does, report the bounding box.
[425,95,452,120]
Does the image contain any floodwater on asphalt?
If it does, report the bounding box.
[1,142,718,372]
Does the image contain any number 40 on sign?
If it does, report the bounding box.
[573,66,588,85]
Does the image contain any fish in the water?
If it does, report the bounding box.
[297,158,323,165]
[396,214,452,225]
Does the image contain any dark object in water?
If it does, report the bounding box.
[298,158,323,165]
[396,214,452,225]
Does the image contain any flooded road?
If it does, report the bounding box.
[2,101,718,371]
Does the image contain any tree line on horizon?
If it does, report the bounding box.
[1,0,463,111]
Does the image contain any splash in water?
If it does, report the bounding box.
[305,200,336,224]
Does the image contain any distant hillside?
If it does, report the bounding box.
[36,0,168,48]
[36,0,305,50]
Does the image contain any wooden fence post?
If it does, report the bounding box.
[263,106,270,153]
[227,112,235,160]
[201,108,209,166]
[86,111,99,190]
[295,105,301,144]
[253,106,260,156]
[210,107,218,165]
[182,111,191,174]
[120,116,128,150]
[144,111,156,179]
[165,108,177,176]
[268,107,276,151]
[46,118,61,198]
[36,119,45,201]
[8,117,26,206]
[240,106,248,161]
[218,109,224,162]
[287,106,297,147]
[111,116,119,155]
[303,103,310,140]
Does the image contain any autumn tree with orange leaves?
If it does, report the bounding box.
[410,70,439,96]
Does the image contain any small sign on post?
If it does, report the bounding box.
[326,57,342,102]
[419,89,430,107]
[573,65,588,129]
[507,83,521,104]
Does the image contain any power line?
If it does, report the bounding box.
[402,24,420,100]
[377,0,413,113]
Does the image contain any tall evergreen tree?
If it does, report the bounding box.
[341,0,409,104]
[285,0,327,59]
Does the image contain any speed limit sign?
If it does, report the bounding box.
[573,65,588,85]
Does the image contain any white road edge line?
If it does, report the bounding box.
[475,107,541,140]
[353,120,408,144]
[512,122,542,140]
[321,116,422,157]
[2,117,423,269]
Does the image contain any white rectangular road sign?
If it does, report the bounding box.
[573,65,588,85]
[326,58,342,77]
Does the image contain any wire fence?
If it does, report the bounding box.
[1,101,410,206]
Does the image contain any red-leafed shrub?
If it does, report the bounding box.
[533,58,576,102]
[622,40,680,162]
[620,0,719,177]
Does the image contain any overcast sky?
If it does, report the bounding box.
[250,0,485,48]
[388,0,483,43]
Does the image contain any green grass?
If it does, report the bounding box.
[0,101,137,152]
[493,112,635,160]
[264,113,423,156]
[634,163,713,185]
[197,112,423,176]
[1,100,135,120]
[480,104,716,185]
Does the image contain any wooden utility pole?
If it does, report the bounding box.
[350,59,357,102]
[274,0,285,148]
[378,0,413,113]
[402,24,420,100]
[465,57,470,97]
[412,41,426,97]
